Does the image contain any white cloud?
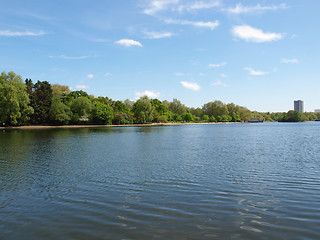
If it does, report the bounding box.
[175,72,186,76]
[208,62,226,68]
[49,55,90,60]
[143,0,179,15]
[281,58,299,64]
[87,74,94,79]
[220,73,228,78]
[232,25,283,42]
[226,3,288,14]
[135,90,160,99]
[76,85,89,89]
[177,0,220,12]
[180,81,200,91]
[0,30,46,37]
[211,80,227,87]
[165,19,219,30]
[244,67,268,76]
[115,39,143,47]
[104,72,111,77]
[144,31,174,39]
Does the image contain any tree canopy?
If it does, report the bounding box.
[0,71,317,126]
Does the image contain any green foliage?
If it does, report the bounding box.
[168,98,186,115]
[232,114,241,122]
[66,90,89,103]
[0,72,34,125]
[193,116,200,122]
[50,97,71,124]
[238,106,252,122]
[151,99,172,122]
[27,80,53,124]
[70,96,93,122]
[182,112,193,122]
[7,70,311,126]
[202,115,209,122]
[280,110,305,122]
[52,84,71,98]
[91,101,113,124]
[202,101,229,119]
[209,116,216,122]
[132,96,154,123]
[172,113,182,122]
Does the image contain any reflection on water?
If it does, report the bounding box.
[1,123,320,239]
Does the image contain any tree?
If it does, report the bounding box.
[172,113,182,122]
[70,96,93,122]
[202,100,229,118]
[281,110,305,122]
[182,112,193,122]
[238,106,252,121]
[168,98,186,115]
[49,97,71,124]
[209,116,216,122]
[91,101,113,124]
[202,115,209,122]
[65,90,89,104]
[151,99,172,122]
[27,80,53,124]
[132,96,154,123]
[0,72,34,125]
[112,100,131,125]
[52,84,71,101]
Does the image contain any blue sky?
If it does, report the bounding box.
[1,0,319,112]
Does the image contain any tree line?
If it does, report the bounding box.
[1,71,319,126]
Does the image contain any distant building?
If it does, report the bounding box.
[315,109,320,113]
[248,117,264,123]
[294,100,304,113]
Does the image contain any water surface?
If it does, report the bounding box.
[1,123,320,239]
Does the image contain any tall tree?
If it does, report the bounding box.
[132,96,154,123]
[91,101,114,124]
[0,72,33,125]
[168,98,186,115]
[70,96,93,122]
[49,97,71,125]
[28,80,53,124]
[202,100,229,118]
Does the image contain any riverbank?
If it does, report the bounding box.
[0,122,237,130]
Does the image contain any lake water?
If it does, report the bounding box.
[1,123,320,239]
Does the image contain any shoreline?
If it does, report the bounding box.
[0,122,236,130]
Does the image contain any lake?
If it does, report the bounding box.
[1,123,320,239]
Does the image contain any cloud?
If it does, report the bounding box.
[143,0,179,15]
[165,19,219,30]
[244,67,268,76]
[104,72,111,77]
[87,74,94,79]
[211,80,227,87]
[0,30,46,37]
[76,85,89,89]
[232,25,283,42]
[208,62,226,68]
[180,81,200,91]
[226,3,288,14]
[220,73,228,78]
[177,0,220,12]
[175,73,186,76]
[49,55,90,60]
[144,31,174,39]
[135,90,160,99]
[281,58,299,63]
[115,39,143,47]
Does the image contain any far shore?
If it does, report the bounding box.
[0,122,241,130]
